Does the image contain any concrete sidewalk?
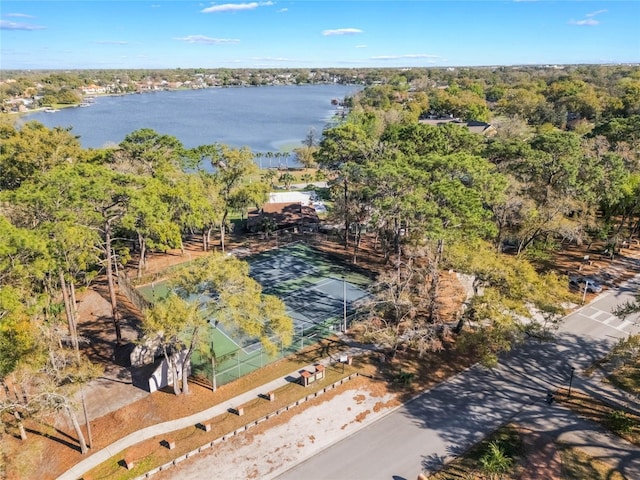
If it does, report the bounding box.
[58,333,640,480]
[57,360,330,480]
[516,400,640,479]
[575,369,640,416]
[495,355,640,480]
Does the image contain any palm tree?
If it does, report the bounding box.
[279,172,295,190]
[254,151,264,169]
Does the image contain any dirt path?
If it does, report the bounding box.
[73,289,148,421]
[518,429,563,480]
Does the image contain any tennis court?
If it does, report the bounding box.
[279,276,369,332]
[137,241,371,386]
[249,249,320,286]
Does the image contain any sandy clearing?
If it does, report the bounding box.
[153,387,396,480]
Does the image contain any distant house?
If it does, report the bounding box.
[80,84,106,95]
[246,202,320,233]
[419,116,497,136]
[465,120,497,136]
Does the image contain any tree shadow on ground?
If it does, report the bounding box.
[24,424,82,452]
[401,332,623,474]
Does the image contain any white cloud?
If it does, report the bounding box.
[94,40,129,45]
[277,8,288,13]
[570,8,606,26]
[5,13,35,18]
[322,28,363,36]
[586,9,607,17]
[569,18,599,26]
[355,44,367,48]
[0,19,45,30]
[174,35,240,44]
[201,2,273,13]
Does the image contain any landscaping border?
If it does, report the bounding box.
[132,372,360,479]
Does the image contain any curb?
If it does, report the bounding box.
[132,373,360,479]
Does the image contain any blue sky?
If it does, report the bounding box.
[1,1,638,70]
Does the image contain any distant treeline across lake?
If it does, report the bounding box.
[22,84,361,162]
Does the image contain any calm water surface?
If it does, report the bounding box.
[22,84,360,153]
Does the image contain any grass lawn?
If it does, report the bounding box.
[425,422,628,480]
[608,363,640,397]
[558,444,628,480]
[427,424,525,479]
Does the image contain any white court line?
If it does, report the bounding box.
[280,277,336,301]
[312,278,338,289]
[213,325,255,355]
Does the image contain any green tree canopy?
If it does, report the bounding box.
[0,121,84,190]
[171,253,293,356]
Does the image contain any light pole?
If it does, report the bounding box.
[343,276,347,332]
[582,281,589,304]
[568,366,575,397]
[210,320,218,392]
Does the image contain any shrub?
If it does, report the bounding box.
[479,441,513,479]
[608,409,635,435]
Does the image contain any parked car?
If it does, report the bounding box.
[569,276,603,293]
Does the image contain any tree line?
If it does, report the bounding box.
[314,65,639,363]
[1,64,639,451]
[0,124,293,451]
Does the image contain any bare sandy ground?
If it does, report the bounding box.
[154,387,396,480]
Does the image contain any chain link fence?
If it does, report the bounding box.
[115,231,369,389]
[192,314,356,388]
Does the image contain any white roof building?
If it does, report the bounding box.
[268,191,314,206]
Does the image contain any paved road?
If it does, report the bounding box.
[277,275,640,480]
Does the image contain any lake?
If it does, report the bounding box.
[21,84,360,159]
